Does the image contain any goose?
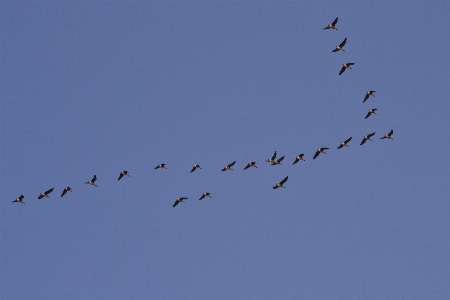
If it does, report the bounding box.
[273,176,289,189]
[365,108,378,119]
[190,164,202,173]
[61,187,73,197]
[38,188,54,199]
[173,197,188,207]
[360,132,376,145]
[266,151,277,164]
[338,137,352,149]
[339,63,355,75]
[332,38,347,52]
[363,91,376,103]
[222,161,236,171]
[293,154,305,164]
[84,175,98,187]
[313,147,329,160]
[118,171,130,181]
[154,164,167,169]
[271,156,285,165]
[199,192,212,200]
[12,195,25,204]
[244,162,257,170]
[323,17,338,30]
[381,129,394,140]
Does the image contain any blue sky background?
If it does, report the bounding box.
[1,1,449,299]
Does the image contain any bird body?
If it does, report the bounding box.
[332,38,347,52]
[61,187,73,197]
[338,137,352,149]
[360,132,376,145]
[271,156,285,165]
[84,175,98,187]
[365,108,378,119]
[154,164,167,169]
[313,148,329,159]
[12,195,25,204]
[293,154,305,164]
[323,17,338,30]
[38,188,54,199]
[363,91,376,103]
[273,176,289,189]
[339,63,355,75]
[222,161,236,171]
[118,171,130,181]
[190,164,201,173]
[199,193,212,200]
[173,197,188,207]
[244,162,257,170]
[381,129,394,140]
[266,151,277,164]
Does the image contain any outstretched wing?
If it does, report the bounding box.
[280,176,289,185]
[118,173,124,180]
[339,38,347,47]
[313,151,320,160]
[91,175,97,183]
[172,200,179,207]
[277,156,285,163]
[45,188,54,195]
[344,137,352,144]
[61,188,67,197]
[271,151,277,161]
[363,94,369,102]
[339,66,346,75]
[388,129,393,136]
[365,111,371,119]
[368,132,376,138]
[360,138,367,145]
[228,161,236,168]
[332,17,338,26]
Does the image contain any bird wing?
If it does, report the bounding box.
[363,94,369,102]
[339,66,346,75]
[180,197,188,200]
[244,164,250,170]
[388,129,393,136]
[172,200,179,207]
[322,148,329,151]
[91,175,97,183]
[339,38,347,47]
[365,112,371,119]
[190,166,196,173]
[338,144,343,149]
[277,156,285,163]
[45,188,54,195]
[199,195,205,200]
[345,137,352,143]
[293,158,299,164]
[271,151,277,160]
[61,189,67,197]
[118,173,124,180]
[368,132,376,138]
[280,176,288,185]
[360,138,367,145]
[38,194,44,199]
[347,63,355,66]
[228,161,236,167]
[313,151,320,159]
[332,17,338,26]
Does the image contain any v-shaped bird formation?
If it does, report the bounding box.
[11,17,394,208]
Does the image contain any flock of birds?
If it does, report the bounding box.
[11,17,394,207]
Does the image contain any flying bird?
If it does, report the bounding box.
[118,171,130,181]
[381,129,394,140]
[266,151,277,164]
[365,108,378,119]
[190,164,202,173]
[84,175,98,187]
[199,192,212,200]
[154,164,167,169]
[363,91,376,103]
[360,132,376,145]
[323,17,338,30]
[271,156,285,165]
[173,197,188,207]
[12,195,25,204]
[332,38,347,52]
[222,161,236,171]
[293,154,305,164]
[339,63,355,75]
[338,137,352,149]
[273,176,289,189]
[38,188,54,199]
[313,148,329,160]
[61,187,73,197]
[244,162,257,170]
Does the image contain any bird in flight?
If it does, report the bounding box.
[323,17,338,30]
[84,175,98,187]
[190,164,202,173]
[199,192,212,200]
[339,63,355,75]
[338,137,352,149]
[266,151,277,164]
[38,188,54,199]
[118,171,130,181]
[12,195,25,204]
[380,129,394,140]
[365,108,378,119]
[273,176,289,189]
[244,162,257,170]
[360,132,376,145]
[61,187,73,197]
[271,156,285,165]
[313,148,329,160]
[154,164,167,169]
[332,38,347,52]
[222,161,236,171]
[173,197,188,207]
[363,91,376,103]
[293,154,305,164]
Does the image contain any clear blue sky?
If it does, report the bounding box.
[1,1,449,299]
